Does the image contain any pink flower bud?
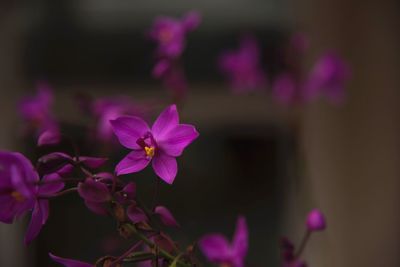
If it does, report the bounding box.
[306,209,326,231]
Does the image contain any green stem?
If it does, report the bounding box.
[125,224,191,267]
[122,252,155,263]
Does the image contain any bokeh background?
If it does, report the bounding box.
[0,0,399,266]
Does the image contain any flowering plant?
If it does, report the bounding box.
[0,11,339,267]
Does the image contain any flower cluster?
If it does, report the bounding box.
[272,34,350,106]
[18,82,61,145]
[3,83,329,266]
[0,10,337,267]
[149,11,201,100]
[218,33,350,106]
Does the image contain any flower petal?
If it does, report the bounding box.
[24,200,49,245]
[38,152,73,175]
[77,156,108,169]
[154,206,179,227]
[122,182,136,199]
[127,205,147,224]
[39,173,65,196]
[232,216,248,262]
[84,200,108,216]
[49,253,93,267]
[78,178,111,203]
[151,105,179,139]
[158,124,199,156]
[182,11,201,32]
[37,129,61,146]
[199,234,231,263]
[110,116,150,149]
[115,150,150,176]
[152,152,177,184]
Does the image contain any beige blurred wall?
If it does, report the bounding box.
[0,5,29,267]
[294,0,400,266]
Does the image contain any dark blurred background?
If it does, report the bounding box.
[0,0,400,266]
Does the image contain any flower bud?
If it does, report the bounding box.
[306,209,326,231]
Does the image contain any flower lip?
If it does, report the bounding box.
[136,132,158,158]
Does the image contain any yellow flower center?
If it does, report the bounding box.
[11,191,25,202]
[144,146,155,158]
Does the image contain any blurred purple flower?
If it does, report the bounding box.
[0,151,65,244]
[0,151,38,224]
[91,97,147,143]
[306,209,326,232]
[305,52,350,104]
[273,34,350,106]
[49,253,92,267]
[218,36,267,93]
[149,11,201,59]
[199,216,248,267]
[18,82,60,137]
[111,104,199,184]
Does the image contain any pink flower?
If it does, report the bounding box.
[304,52,350,104]
[272,34,350,106]
[0,151,65,245]
[148,11,201,59]
[111,104,199,184]
[218,36,267,93]
[199,216,248,267]
[18,82,60,140]
[91,97,147,143]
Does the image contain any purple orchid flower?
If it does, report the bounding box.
[218,36,267,93]
[49,253,92,267]
[25,173,65,245]
[0,151,65,244]
[149,11,201,59]
[91,97,147,143]
[0,151,38,224]
[18,82,60,139]
[273,34,350,106]
[111,104,199,184]
[304,52,350,104]
[199,216,248,267]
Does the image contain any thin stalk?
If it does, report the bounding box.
[110,240,143,267]
[295,230,311,258]
[125,224,191,267]
[39,187,78,199]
